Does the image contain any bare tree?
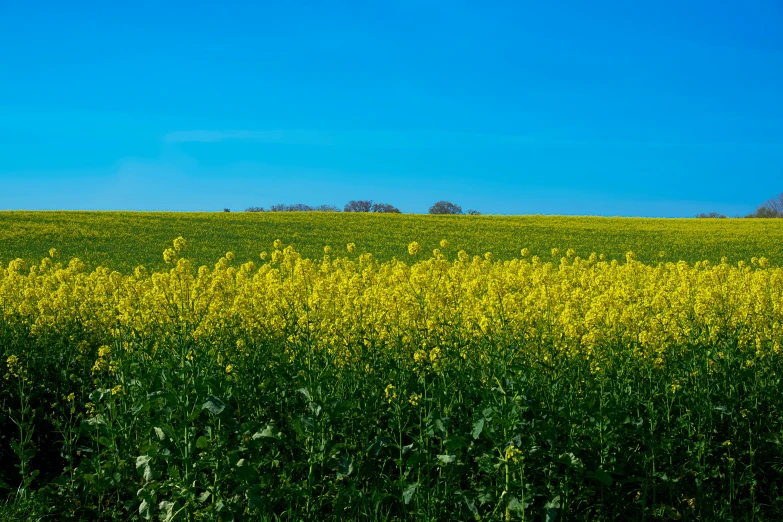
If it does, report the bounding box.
[695,212,726,218]
[429,201,463,215]
[245,206,265,212]
[371,203,401,213]
[269,203,313,212]
[344,200,373,212]
[763,193,783,214]
[746,193,783,218]
[314,204,340,212]
[467,209,481,215]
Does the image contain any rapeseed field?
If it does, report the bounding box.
[1,214,782,520]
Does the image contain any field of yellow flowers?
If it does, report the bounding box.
[1,213,783,520]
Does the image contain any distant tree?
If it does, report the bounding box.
[314,204,340,212]
[762,193,783,215]
[746,193,783,218]
[429,201,463,215]
[269,203,314,212]
[746,207,783,218]
[223,208,231,213]
[695,212,727,218]
[344,200,373,212]
[244,206,265,212]
[467,209,481,215]
[371,202,401,213]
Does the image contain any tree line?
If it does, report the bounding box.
[697,193,783,218]
[225,200,481,215]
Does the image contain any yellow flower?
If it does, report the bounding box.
[163,248,177,264]
[384,384,397,403]
[323,245,333,255]
[347,243,357,254]
[225,364,234,373]
[173,236,187,252]
[408,241,421,256]
[505,445,523,463]
[439,239,449,249]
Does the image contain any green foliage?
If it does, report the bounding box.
[1,317,783,520]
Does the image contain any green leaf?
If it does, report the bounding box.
[471,418,485,440]
[464,497,479,520]
[216,499,234,522]
[435,418,446,434]
[336,454,354,479]
[436,454,457,465]
[136,455,154,481]
[253,424,278,440]
[366,436,389,456]
[235,460,258,484]
[247,484,263,509]
[444,436,468,452]
[154,427,166,441]
[139,498,152,520]
[158,500,175,522]
[402,482,418,504]
[544,495,561,522]
[202,396,225,415]
[587,469,613,486]
[556,452,584,472]
[196,436,209,449]
[507,496,522,512]
[198,491,211,503]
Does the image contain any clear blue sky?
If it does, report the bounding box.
[1,1,781,216]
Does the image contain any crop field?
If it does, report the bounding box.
[1,212,783,521]
[2,211,783,271]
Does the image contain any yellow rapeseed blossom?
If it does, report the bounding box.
[0,238,781,382]
[384,384,397,403]
[505,445,524,463]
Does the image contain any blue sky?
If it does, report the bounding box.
[1,0,781,216]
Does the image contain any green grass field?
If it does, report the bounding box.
[1,211,782,271]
